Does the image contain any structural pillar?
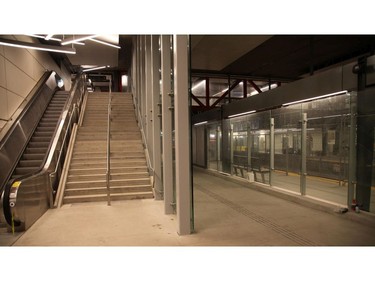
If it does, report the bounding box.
[161,35,174,214]
[151,35,162,199]
[300,113,307,195]
[145,36,154,165]
[173,35,192,235]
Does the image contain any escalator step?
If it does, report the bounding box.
[31,136,51,142]
[28,142,50,148]
[25,147,48,154]
[18,160,43,167]
[34,131,53,137]
[21,154,45,160]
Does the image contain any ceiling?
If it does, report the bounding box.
[191,35,375,82]
[39,34,375,84]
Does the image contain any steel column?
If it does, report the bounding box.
[230,123,234,176]
[151,35,162,199]
[348,92,357,207]
[270,117,275,185]
[173,35,192,235]
[205,78,210,107]
[161,35,174,214]
[145,35,154,166]
[300,113,307,195]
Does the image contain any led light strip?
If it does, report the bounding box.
[228,110,256,118]
[82,65,109,72]
[0,38,76,54]
[282,90,348,106]
[194,121,208,126]
[89,38,121,49]
[61,35,98,45]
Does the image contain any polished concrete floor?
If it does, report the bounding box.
[2,168,375,246]
[2,168,375,280]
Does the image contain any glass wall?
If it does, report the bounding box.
[303,94,352,205]
[271,105,302,193]
[371,128,375,213]
[196,91,359,207]
[207,123,220,170]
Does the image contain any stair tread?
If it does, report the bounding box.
[64,191,153,199]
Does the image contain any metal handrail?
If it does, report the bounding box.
[106,79,112,206]
[1,75,86,229]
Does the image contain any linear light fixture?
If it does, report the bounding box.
[282,90,348,107]
[61,35,98,45]
[82,65,110,72]
[25,34,62,42]
[45,34,54,40]
[228,110,256,118]
[194,121,208,126]
[89,38,121,49]
[0,38,76,54]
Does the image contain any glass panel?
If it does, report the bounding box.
[231,116,248,178]
[207,124,218,170]
[248,111,271,184]
[370,128,375,213]
[271,104,302,193]
[304,94,350,205]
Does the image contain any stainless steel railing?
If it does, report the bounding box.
[106,79,112,206]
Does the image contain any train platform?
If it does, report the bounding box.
[2,167,375,246]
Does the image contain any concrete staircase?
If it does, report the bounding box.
[62,92,154,204]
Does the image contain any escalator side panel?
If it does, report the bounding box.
[0,85,55,192]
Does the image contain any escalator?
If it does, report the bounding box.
[11,92,68,178]
[0,71,86,232]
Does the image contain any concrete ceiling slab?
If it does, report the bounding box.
[191,35,272,71]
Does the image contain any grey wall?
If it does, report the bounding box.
[0,35,71,137]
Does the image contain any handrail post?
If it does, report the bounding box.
[106,85,112,206]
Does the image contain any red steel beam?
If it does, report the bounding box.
[243,79,247,98]
[191,93,206,107]
[248,80,262,94]
[210,79,241,108]
[205,77,210,107]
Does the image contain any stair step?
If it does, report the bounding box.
[68,172,149,181]
[66,178,151,188]
[63,191,154,204]
[70,158,147,165]
[64,184,152,196]
[68,166,148,175]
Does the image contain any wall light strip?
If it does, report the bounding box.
[82,65,109,72]
[0,38,76,54]
[282,90,348,107]
[89,38,121,49]
[61,35,98,45]
[228,110,256,118]
[194,121,208,126]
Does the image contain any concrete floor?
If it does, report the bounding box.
[2,168,375,280]
[2,168,374,246]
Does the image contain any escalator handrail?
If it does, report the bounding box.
[5,75,84,185]
[2,75,86,226]
[0,71,57,197]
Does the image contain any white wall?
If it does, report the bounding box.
[0,35,71,135]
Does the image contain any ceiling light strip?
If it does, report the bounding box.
[228,110,256,118]
[82,65,109,72]
[61,35,98,45]
[282,90,348,107]
[194,121,208,126]
[89,38,121,49]
[0,38,76,54]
